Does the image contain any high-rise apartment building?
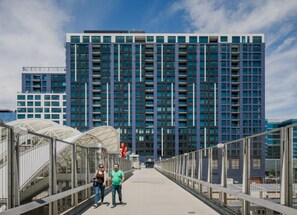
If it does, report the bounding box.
[17,67,66,125]
[65,31,265,167]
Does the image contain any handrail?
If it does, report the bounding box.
[0,169,133,215]
[156,167,297,215]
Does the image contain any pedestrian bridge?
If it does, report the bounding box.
[82,168,218,215]
[1,120,297,215]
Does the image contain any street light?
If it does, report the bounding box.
[217,143,224,149]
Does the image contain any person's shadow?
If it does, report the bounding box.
[101,202,110,206]
[118,202,127,206]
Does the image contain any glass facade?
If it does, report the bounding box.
[66,32,265,165]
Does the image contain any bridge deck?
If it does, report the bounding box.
[82,168,219,215]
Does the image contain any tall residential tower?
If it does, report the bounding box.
[66,31,265,165]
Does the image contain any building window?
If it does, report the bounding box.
[27,95,33,100]
[189,36,197,43]
[212,159,218,169]
[178,36,185,43]
[35,95,41,100]
[103,36,111,43]
[168,36,176,43]
[17,102,25,106]
[199,36,208,43]
[35,108,43,113]
[253,36,262,43]
[17,114,25,119]
[253,158,261,169]
[232,36,240,43]
[220,36,228,42]
[83,36,89,43]
[116,36,124,43]
[156,36,164,43]
[231,158,239,169]
[51,95,59,100]
[146,36,154,42]
[17,108,26,113]
[92,36,100,43]
[70,36,80,43]
[51,102,59,106]
[126,36,133,43]
[52,114,60,119]
[17,95,25,100]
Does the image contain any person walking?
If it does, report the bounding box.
[93,164,106,207]
[110,163,124,208]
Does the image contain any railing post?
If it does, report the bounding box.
[242,138,250,215]
[7,127,17,209]
[280,126,293,208]
[198,150,203,193]
[71,144,78,207]
[185,154,189,186]
[207,147,213,199]
[85,148,91,198]
[191,152,195,189]
[220,144,227,206]
[49,138,57,215]
[7,127,20,209]
[181,155,185,183]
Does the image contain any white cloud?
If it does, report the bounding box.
[0,0,69,110]
[172,0,297,118]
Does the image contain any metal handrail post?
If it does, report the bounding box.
[85,148,91,198]
[220,144,227,206]
[207,147,213,199]
[242,138,250,215]
[280,126,293,208]
[71,144,78,207]
[198,150,203,193]
[185,154,189,186]
[49,138,57,215]
[191,152,195,189]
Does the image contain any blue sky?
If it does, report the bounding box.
[0,0,297,119]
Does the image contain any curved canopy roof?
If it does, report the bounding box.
[7,119,120,153]
[67,126,120,153]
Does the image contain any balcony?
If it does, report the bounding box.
[179,87,187,92]
[145,88,154,92]
[92,58,101,63]
[145,96,154,100]
[92,67,101,71]
[145,72,154,77]
[145,57,154,62]
[145,66,154,71]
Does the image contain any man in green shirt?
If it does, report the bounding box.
[110,163,124,208]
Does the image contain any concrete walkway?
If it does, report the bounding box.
[81,168,219,215]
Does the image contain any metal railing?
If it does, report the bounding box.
[156,124,297,215]
[0,122,133,215]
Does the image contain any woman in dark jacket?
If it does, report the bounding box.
[93,164,106,207]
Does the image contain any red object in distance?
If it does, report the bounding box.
[121,143,127,157]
